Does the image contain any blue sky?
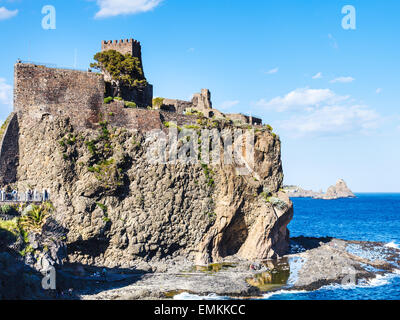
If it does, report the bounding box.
[0,0,399,192]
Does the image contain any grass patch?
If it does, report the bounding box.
[163,122,182,132]
[152,97,164,108]
[96,203,110,223]
[125,101,137,108]
[201,164,215,188]
[104,96,114,104]
[0,218,19,236]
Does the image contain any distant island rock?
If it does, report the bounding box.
[284,179,356,200]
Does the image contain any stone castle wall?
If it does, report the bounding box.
[225,113,262,126]
[13,63,199,134]
[105,102,198,131]
[14,63,105,130]
[161,99,193,114]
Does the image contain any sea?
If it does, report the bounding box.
[176,193,400,300]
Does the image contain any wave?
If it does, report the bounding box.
[174,292,230,300]
[173,269,400,300]
[262,289,307,299]
[286,256,306,285]
[263,269,400,299]
[385,241,399,249]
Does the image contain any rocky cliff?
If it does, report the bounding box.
[8,112,293,271]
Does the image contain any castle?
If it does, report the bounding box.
[0,38,262,187]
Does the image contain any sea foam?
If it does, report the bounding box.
[385,241,399,249]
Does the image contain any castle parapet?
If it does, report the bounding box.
[101,38,143,60]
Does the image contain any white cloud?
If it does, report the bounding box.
[0,7,18,20]
[0,78,12,106]
[265,67,279,74]
[255,87,381,137]
[312,72,322,79]
[255,88,348,112]
[219,100,240,111]
[330,76,355,83]
[95,0,163,18]
[278,105,380,137]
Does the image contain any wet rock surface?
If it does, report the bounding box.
[71,237,400,300]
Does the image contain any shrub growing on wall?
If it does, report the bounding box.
[90,50,147,97]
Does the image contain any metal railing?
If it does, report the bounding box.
[0,190,50,203]
[18,60,90,72]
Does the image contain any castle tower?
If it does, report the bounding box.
[101,38,152,107]
[101,39,144,74]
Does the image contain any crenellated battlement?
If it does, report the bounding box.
[101,39,141,45]
[101,38,142,59]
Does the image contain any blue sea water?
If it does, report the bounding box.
[175,194,400,301]
[266,193,400,300]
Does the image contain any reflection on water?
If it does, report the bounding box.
[246,259,290,292]
[188,263,237,274]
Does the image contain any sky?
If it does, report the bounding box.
[0,0,399,192]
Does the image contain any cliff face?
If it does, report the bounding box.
[11,113,292,269]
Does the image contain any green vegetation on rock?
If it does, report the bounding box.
[19,202,54,233]
[125,101,137,108]
[96,202,110,223]
[152,97,164,109]
[104,96,114,104]
[85,121,124,189]
[0,114,12,142]
[201,164,215,188]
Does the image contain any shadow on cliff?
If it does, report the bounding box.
[61,225,150,298]
[57,263,150,298]
[0,229,56,300]
[290,236,333,253]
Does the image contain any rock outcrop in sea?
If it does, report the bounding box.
[284,179,355,200]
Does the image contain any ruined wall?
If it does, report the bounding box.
[118,84,153,108]
[192,89,212,110]
[14,63,105,130]
[106,101,163,131]
[103,102,198,131]
[226,113,262,126]
[13,62,198,135]
[159,111,198,126]
[161,99,193,114]
[0,113,19,186]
